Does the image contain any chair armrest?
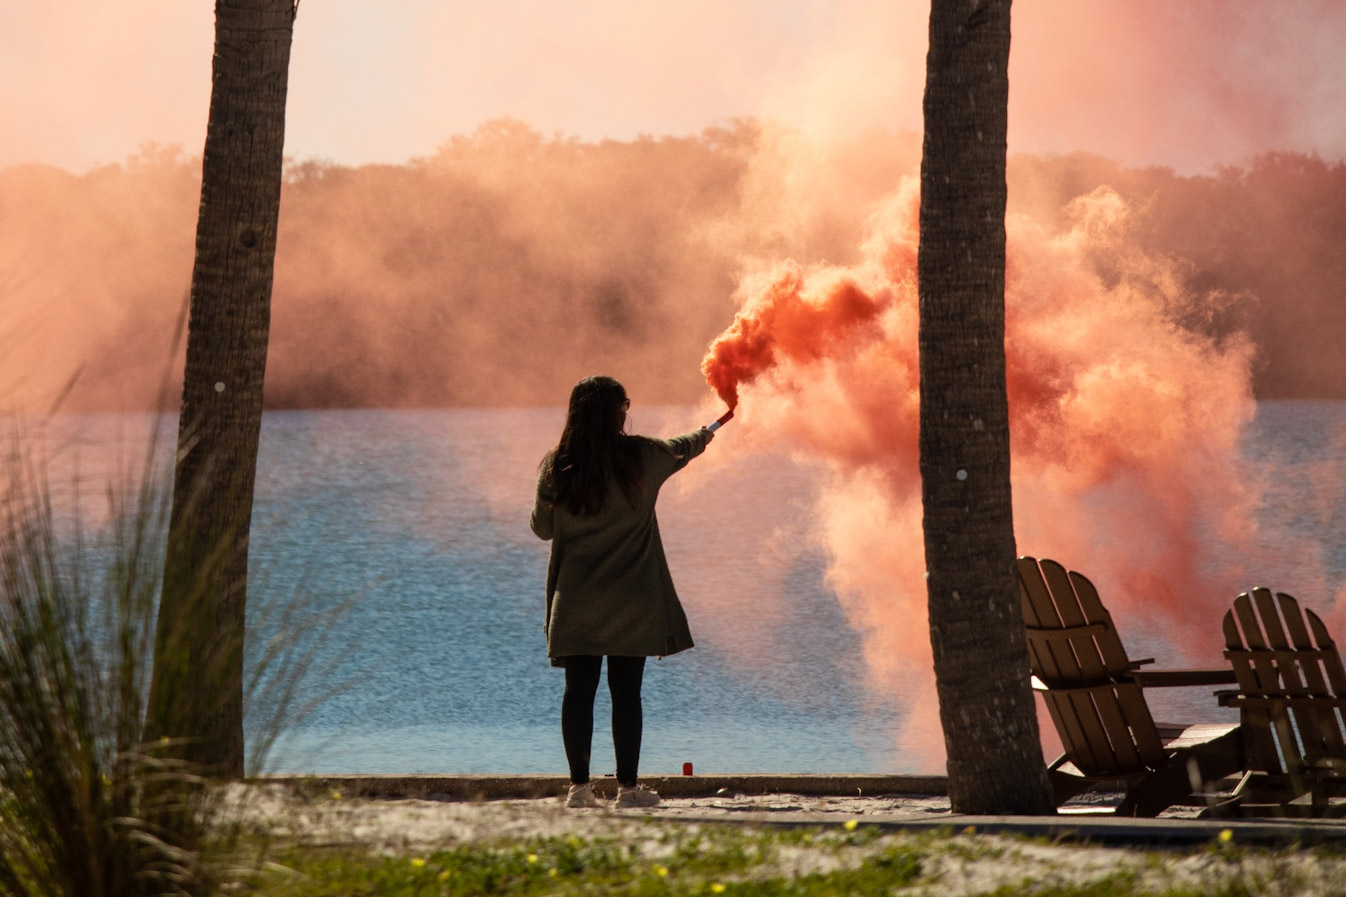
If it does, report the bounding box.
[1130,667,1238,688]
[1127,658,1156,668]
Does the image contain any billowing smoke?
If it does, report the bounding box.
[0,125,759,411]
[697,176,1298,767]
[701,264,884,411]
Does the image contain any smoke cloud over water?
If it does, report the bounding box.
[5,131,1342,774]
[700,177,1286,769]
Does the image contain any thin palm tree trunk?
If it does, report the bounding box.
[918,0,1054,815]
[147,0,298,779]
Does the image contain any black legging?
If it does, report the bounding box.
[561,655,646,786]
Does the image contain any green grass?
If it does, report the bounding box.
[235,821,1346,897]
[251,828,927,897]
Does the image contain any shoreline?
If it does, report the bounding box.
[257,772,950,801]
[254,773,1346,848]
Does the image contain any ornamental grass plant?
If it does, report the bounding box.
[0,414,351,897]
[0,417,203,896]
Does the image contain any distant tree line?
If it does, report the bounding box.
[1007,150,1346,398]
[3,120,1344,408]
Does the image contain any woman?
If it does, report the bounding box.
[530,376,714,809]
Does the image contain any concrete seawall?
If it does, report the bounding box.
[257,772,950,801]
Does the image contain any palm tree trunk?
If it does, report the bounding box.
[146,0,298,779]
[917,0,1054,814]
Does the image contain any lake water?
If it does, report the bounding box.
[244,405,893,776]
[39,401,1346,776]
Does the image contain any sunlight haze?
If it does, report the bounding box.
[3,0,1344,174]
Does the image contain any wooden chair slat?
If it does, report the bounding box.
[1042,694,1102,772]
[1018,557,1077,686]
[1226,647,1340,670]
[1053,693,1119,773]
[1222,695,1346,711]
[1241,590,1289,713]
[1278,598,1346,757]
[1131,667,1237,688]
[1253,588,1292,650]
[1114,683,1167,767]
[1278,592,1319,651]
[1306,611,1346,764]
[1070,570,1133,676]
[1041,560,1109,681]
[1223,604,1287,775]
[1025,622,1109,640]
[1309,609,1346,698]
[1224,610,1272,708]
[1234,592,1269,649]
[1224,607,1284,779]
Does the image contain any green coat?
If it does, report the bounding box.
[530,429,712,663]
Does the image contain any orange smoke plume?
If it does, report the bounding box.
[698,176,1268,769]
[701,265,885,410]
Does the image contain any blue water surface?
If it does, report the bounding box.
[42,401,1346,775]
[244,406,901,775]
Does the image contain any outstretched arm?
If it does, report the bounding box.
[657,427,714,473]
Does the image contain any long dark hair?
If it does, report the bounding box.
[545,376,645,516]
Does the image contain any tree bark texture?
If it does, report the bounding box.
[917,0,1054,814]
[147,0,297,778]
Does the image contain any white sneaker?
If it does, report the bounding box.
[615,784,660,808]
[565,782,603,808]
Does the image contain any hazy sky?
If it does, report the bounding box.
[2,0,1344,174]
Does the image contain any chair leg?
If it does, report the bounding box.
[1047,770,1091,807]
[1043,754,1094,807]
[1117,735,1244,817]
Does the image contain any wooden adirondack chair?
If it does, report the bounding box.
[1215,589,1346,817]
[1018,557,1243,816]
